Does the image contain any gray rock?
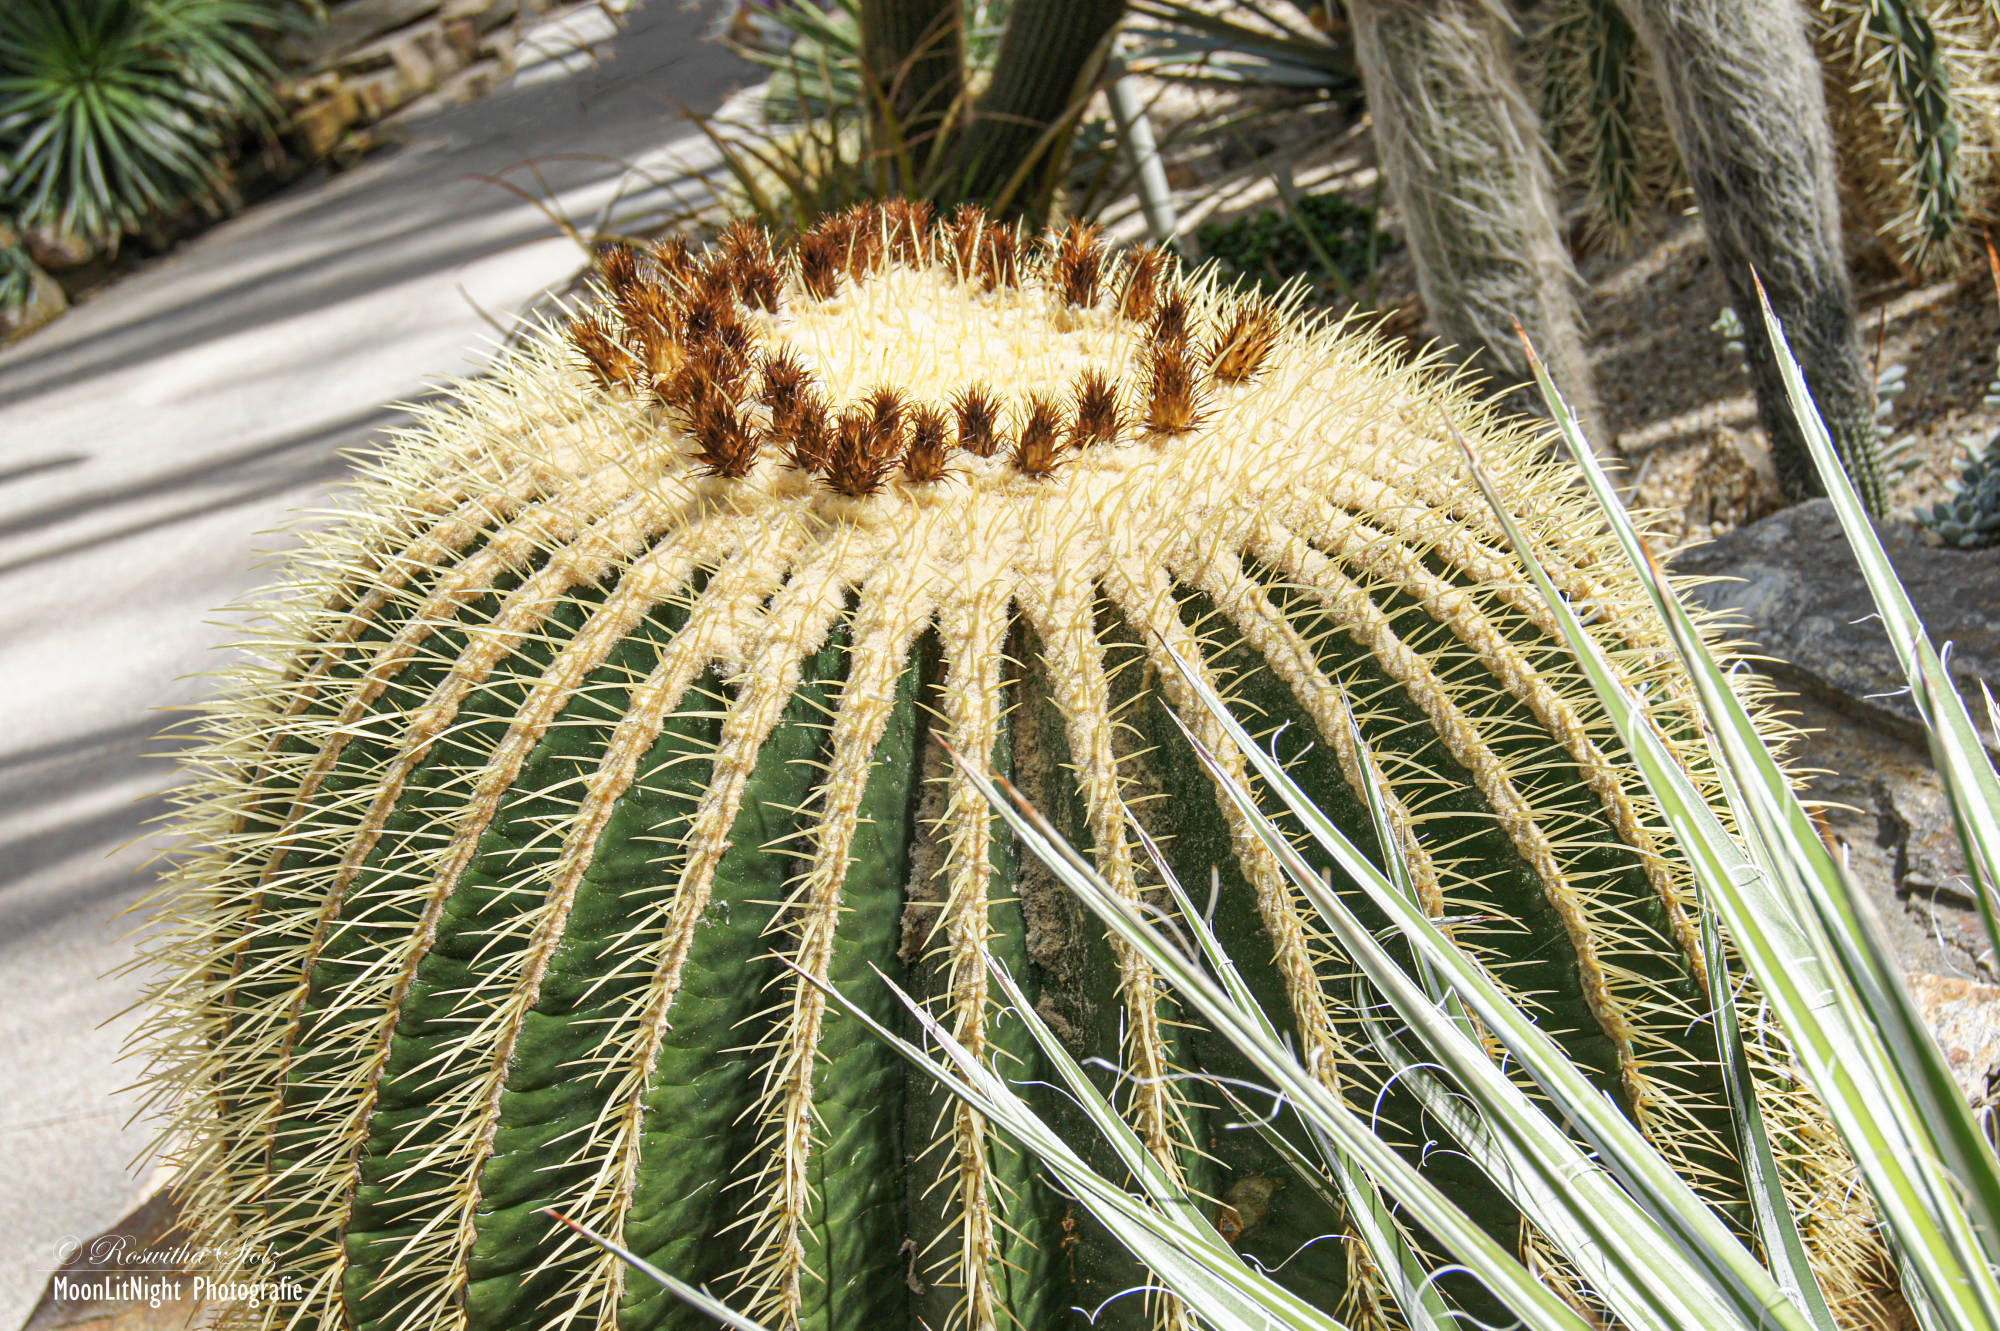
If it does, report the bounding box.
[278,0,442,66]
[1671,498,2000,754]
[1910,973,2000,1111]
[21,228,92,273]
[1788,694,1989,979]
[1669,500,2000,978]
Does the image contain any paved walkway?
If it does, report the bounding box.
[0,6,749,1321]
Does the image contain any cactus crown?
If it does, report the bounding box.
[566,203,1274,500]
[133,205,1895,1331]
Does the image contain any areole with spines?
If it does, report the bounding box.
[129,200,1896,1331]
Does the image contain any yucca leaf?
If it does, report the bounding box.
[1155,691,1809,1331]
[1752,278,2000,966]
[1699,909,1839,1330]
[960,754,1675,1331]
[539,1209,777,1331]
[796,958,1357,1330]
[982,957,1218,1245]
[1132,810,1466,1330]
[1139,810,1464,1330]
[1325,1150,1458,1331]
[1500,320,2000,1329]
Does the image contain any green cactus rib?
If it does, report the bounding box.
[1853,0,1964,265]
[1538,0,1683,249]
[133,212,1898,1331]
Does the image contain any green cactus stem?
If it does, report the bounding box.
[1812,0,1994,277]
[132,205,1895,1331]
[1538,0,1685,250]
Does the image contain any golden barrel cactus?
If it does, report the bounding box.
[135,203,1892,1330]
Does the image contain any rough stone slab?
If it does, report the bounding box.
[278,0,443,65]
[289,85,365,157]
[22,229,92,273]
[331,15,462,80]
[442,0,519,31]
[1909,972,2000,1107]
[1792,693,1989,979]
[346,65,421,120]
[442,15,481,57]
[1671,498,2000,753]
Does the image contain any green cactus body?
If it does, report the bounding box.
[138,206,1890,1331]
[1537,0,1685,250]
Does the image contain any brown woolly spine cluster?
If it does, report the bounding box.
[1051,219,1107,309]
[953,384,1003,459]
[565,203,1281,497]
[1142,293,1208,437]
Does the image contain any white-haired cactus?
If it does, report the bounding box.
[135,203,1898,1331]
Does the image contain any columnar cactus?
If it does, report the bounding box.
[1811,0,2000,278]
[1343,0,1607,444]
[136,203,1894,1331]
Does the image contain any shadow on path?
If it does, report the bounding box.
[0,4,756,1322]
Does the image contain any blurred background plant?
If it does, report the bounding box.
[1535,0,1682,253]
[1916,247,2000,546]
[1533,0,2000,277]
[698,0,1370,243]
[738,0,1011,124]
[1118,0,1353,96]
[0,0,304,265]
[1195,183,1392,303]
[0,220,34,309]
[1919,431,2000,546]
[1809,0,1999,280]
[688,0,1124,234]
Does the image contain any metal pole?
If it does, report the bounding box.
[1105,54,1178,246]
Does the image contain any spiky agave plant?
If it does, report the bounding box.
[133,202,1897,1331]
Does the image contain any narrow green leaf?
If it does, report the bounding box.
[539,1210,776,1331]
[1700,910,1839,1331]
[1498,325,2000,1329]
[1752,278,2000,966]
[797,960,1354,1330]
[960,757,1669,1331]
[1156,658,1812,1331]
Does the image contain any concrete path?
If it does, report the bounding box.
[0,6,752,1322]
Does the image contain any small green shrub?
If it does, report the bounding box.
[1195,188,1394,297]
[0,222,33,309]
[739,0,1012,125]
[0,0,291,245]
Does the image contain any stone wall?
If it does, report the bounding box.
[276,0,564,158]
